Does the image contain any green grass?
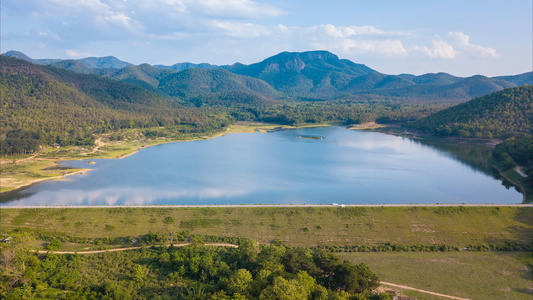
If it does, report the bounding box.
[339,251,533,300]
[1,206,531,248]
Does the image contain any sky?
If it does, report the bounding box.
[1,0,532,77]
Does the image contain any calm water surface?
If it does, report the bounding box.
[2,127,522,206]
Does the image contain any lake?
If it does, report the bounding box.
[1,126,522,206]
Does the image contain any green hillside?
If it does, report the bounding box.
[0,56,230,155]
[226,51,375,98]
[409,85,532,138]
[158,68,281,103]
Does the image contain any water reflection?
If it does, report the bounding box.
[410,139,495,175]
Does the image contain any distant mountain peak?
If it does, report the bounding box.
[2,50,36,63]
[78,56,132,69]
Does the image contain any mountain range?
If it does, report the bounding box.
[3,50,532,105]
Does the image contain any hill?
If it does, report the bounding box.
[158,68,281,105]
[78,56,132,69]
[154,62,219,71]
[225,51,375,98]
[409,85,533,138]
[0,56,230,155]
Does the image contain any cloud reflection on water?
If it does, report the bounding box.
[4,187,250,206]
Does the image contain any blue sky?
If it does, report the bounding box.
[1,0,532,76]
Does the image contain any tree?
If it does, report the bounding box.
[227,269,253,296]
[332,261,379,294]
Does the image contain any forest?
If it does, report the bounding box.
[0,235,387,300]
[408,85,532,139]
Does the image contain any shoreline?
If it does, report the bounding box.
[0,123,331,194]
[2,203,532,209]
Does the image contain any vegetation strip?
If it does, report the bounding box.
[380,282,471,300]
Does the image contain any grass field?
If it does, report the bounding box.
[340,251,533,300]
[1,206,531,248]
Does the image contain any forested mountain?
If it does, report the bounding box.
[225,51,375,98]
[223,51,530,101]
[158,68,281,104]
[110,64,177,90]
[77,56,132,69]
[0,56,231,154]
[3,50,531,103]
[494,72,533,86]
[409,85,533,138]
[154,62,219,71]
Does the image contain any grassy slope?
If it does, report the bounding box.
[1,206,531,247]
[340,251,532,300]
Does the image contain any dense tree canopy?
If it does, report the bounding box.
[0,237,384,300]
[409,85,532,139]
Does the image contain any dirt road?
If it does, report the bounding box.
[381,281,471,300]
[31,243,238,255]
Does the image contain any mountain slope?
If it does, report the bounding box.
[225,51,375,98]
[78,56,132,69]
[154,62,219,71]
[0,56,188,151]
[158,68,281,104]
[409,85,533,138]
[3,50,531,103]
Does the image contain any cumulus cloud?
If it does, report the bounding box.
[211,20,271,38]
[414,39,459,59]
[413,32,497,60]
[65,49,95,58]
[285,24,408,57]
[2,0,501,72]
[447,32,497,57]
[186,0,284,18]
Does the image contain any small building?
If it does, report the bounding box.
[52,143,61,148]
[1,237,12,243]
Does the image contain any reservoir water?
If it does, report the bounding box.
[1,127,522,206]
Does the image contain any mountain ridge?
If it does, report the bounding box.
[2,50,532,103]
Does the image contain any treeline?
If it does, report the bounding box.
[408,85,532,138]
[315,241,533,253]
[216,100,435,127]
[0,237,389,300]
[491,136,533,186]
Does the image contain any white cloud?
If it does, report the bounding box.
[309,25,407,57]
[65,49,95,58]
[413,39,459,59]
[211,20,271,38]
[187,0,284,18]
[320,24,384,38]
[447,32,497,57]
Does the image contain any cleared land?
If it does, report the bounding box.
[340,251,532,300]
